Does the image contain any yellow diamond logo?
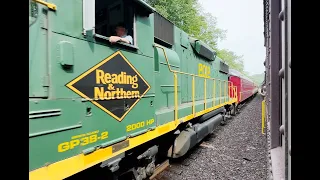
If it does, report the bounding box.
[65,51,151,122]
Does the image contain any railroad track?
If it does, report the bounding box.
[149,160,170,180]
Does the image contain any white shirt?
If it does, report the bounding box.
[121,34,133,44]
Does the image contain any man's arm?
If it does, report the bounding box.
[119,37,131,44]
[120,35,133,44]
[109,35,133,44]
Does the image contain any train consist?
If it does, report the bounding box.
[228,69,258,114]
[29,0,256,179]
[262,0,291,179]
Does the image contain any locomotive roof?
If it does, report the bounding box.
[229,69,253,82]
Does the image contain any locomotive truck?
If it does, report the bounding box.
[29,0,240,179]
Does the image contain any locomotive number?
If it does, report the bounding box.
[198,63,210,78]
[126,118,155,132]
[57,130,109,152]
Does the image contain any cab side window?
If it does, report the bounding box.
[95,0,134,42]
[83,0,154,47]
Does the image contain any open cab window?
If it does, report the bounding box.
[83,0,154,49]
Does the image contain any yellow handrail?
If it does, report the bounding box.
[219,80,221,105]
[33,0,57,10]
[224,81,227,103]
[192,76,195,116]
[174,73,178,121]
[204,79,207,109]
[154,44,237,120]
[261,99,266,134]
[213,79,216,106]
[154,44,228,82]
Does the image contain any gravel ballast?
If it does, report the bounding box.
[156,95,268,180]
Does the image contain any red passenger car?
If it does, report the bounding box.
[228,69,257,105]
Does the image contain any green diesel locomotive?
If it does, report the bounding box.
[29,0,237,179]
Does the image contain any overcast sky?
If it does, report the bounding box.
[198,0,265,75]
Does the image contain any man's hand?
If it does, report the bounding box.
[109,36,121,43]
[109,36,131,44]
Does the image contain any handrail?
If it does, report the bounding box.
[213,79,216,107]
[174,73,178,120]
[204,79,207,109]
[261,99,266,134]
[33,0,57,10]
[154,44,228,82]
[219,81,222,105]
[154,44,237,121]
[192,76,195,116]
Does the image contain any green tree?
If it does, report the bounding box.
[217,49,244,72]
[145,0,226,49]
[198,11,227,49]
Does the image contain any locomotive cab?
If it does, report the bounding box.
[85,0,154,48]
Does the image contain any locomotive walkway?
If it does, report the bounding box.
[156,95,268,180]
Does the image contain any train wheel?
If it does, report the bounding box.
[236,104,240,114]
[220,114,226,126]
[230,104,236,116]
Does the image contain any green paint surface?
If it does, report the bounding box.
[29,0,231,172]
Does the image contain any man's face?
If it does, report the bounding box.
[115,26,126,37]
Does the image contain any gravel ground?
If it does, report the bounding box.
[156,95,268,180]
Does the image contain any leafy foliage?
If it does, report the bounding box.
[216,49,244,72]
[249,73,265,85]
